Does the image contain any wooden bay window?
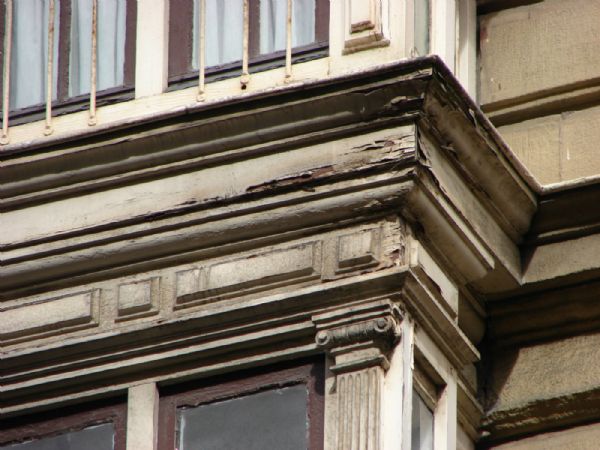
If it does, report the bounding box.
[168,0,329,85]
[0,0,136,121]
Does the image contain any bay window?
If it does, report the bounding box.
[168,0,329,83]
[0,0,136,116]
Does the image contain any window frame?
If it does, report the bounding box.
[0,397,127,450]
[0,0,137,124]
[167,0,329,87]
[157,358,325,450]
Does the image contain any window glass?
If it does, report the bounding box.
[70,0,127,97]
[10,0,59,110]
[414,0,430,56]
[0,423,114,450]
[259,0,315,54]
[411,390,434,450]
[192,0,244,69]
[177,384,308,450]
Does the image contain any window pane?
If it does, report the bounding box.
[411,390,434,450]
[414,0,429,56]
[0,423,114,450]
[70,0,126,97]
[178,384,308,450]
[192,0,244,69]
[10,0,59,110]
[259,0,315,54]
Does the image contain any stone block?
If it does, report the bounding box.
[480,0,600,107]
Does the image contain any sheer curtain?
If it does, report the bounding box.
[192,0,244,69]
[70,0,126,97]
[259,0,315,55]
[10,0,59,110]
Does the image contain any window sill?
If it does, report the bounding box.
[167,42,328,92]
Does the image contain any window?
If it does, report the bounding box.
[0,398,126,450]
[411,389,434,450]
[158,359,324,450]
[0,0,136,117]
[168,0,329,84]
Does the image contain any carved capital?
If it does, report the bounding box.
[313,301,401,374]
[315,316,396,349]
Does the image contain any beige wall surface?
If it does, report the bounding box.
[479,0,600,108]
[499,105,600,184]
[489,422,600,450]
[479,0,600,185]
[489,332,600,412]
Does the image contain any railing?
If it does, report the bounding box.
[1,0,298,144]
[1,0,100,144]
[196,0,295,100]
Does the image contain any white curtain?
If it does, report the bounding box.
[70,0,126,97]
[259,0,315,55]
[10,0,59,110]
[193,0,244,69]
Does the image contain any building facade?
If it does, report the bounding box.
[2,0,600,449]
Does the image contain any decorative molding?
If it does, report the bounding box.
[335,228,380,274]
[175,242,322,308]
[2,269,407,415]
[117,277,160,320]
[0,290,100,345]
[343,0,388,53]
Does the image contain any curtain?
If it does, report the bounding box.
[193,0,244,69]
[259,0,315,55]
[10,0,59,110]
[70,0,126,97]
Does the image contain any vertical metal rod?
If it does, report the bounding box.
[197,0,206,101]
[44,0,55,135]
[285,0,292,83]
[1,0,12,145]
[88,0,98,126]
[240,0,250,88]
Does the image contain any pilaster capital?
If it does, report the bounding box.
[313,300,401,373]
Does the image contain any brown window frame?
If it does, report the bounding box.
[0,0,137,125]
[158,358,325,450]
[0,397,127,450]
[168,0,329,88]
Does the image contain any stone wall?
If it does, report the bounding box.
[479,0,600,184]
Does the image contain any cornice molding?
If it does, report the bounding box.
[1,57,535,302]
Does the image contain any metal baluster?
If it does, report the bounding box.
[197,0,206,101]
[241,0,250,88]
[1,0,12,145]
[285,0,292,83]
[89,0,97,126]
[44,0,55,135]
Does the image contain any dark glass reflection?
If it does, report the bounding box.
[178,384,308,450]
[1,423,114,450]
